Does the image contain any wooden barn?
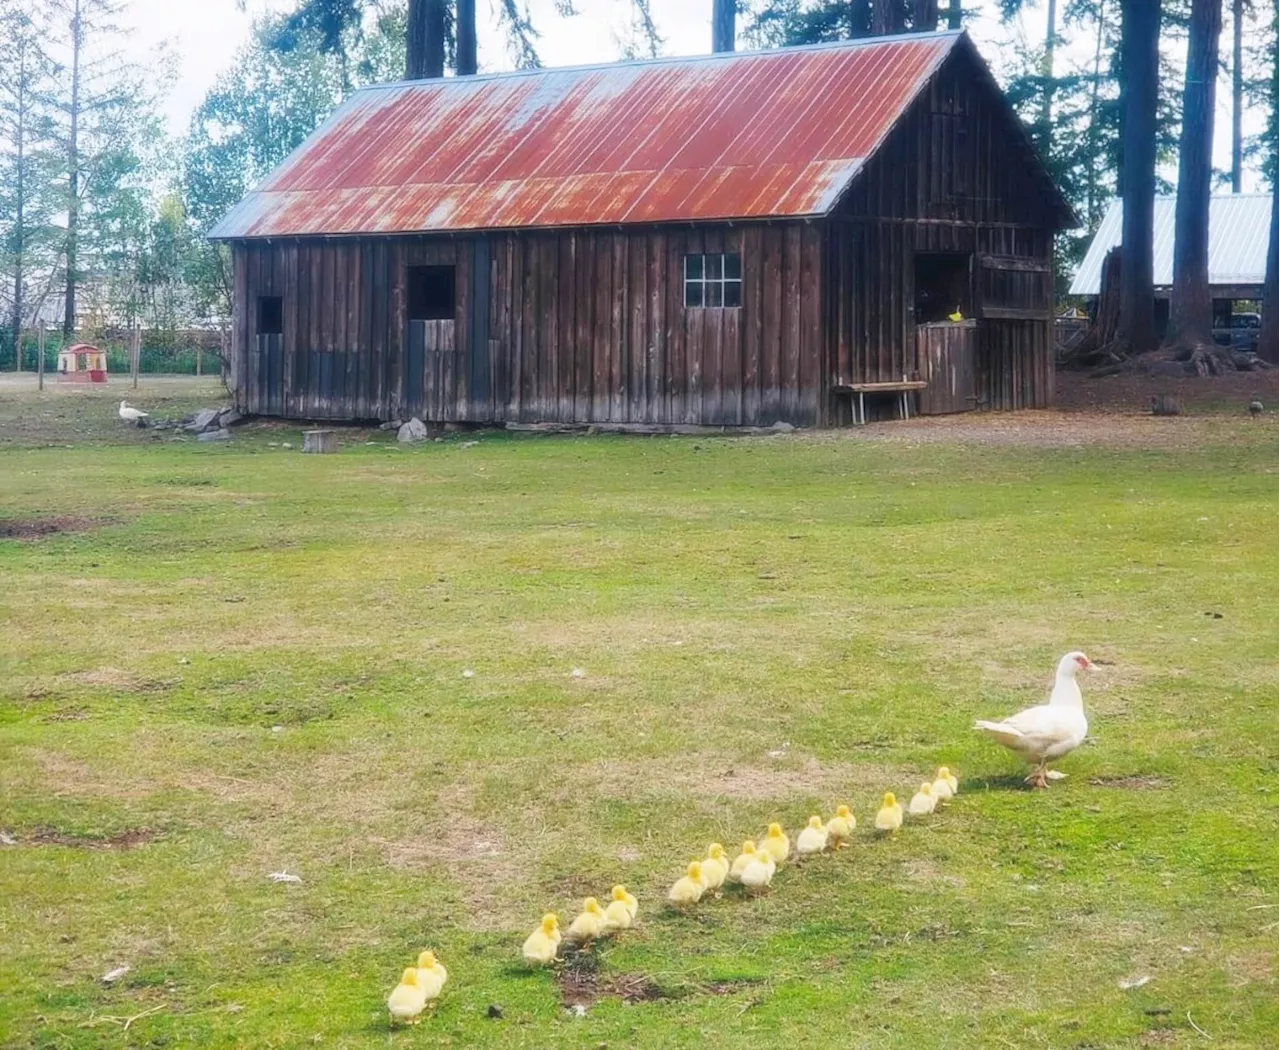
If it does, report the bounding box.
[210,31,1073,428]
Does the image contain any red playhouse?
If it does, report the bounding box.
[57,344,108,383]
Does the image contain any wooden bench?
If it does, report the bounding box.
[832,381,929,425]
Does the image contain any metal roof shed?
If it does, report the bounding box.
[1070,194,1271,299]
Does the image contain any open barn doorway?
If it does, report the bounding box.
[914,252,972,323]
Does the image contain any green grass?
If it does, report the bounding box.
[1,380,1276,1049]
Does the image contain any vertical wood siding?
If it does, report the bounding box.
[232,223,824,427]
[825,47,1058,416]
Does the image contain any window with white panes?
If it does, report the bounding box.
[683,253,742,308]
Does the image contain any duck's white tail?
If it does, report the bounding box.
[973,719,1023,746]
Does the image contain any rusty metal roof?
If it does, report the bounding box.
[211,32,964,239]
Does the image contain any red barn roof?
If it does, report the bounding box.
[212,32,986,238]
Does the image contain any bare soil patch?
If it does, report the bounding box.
[1053,367,1276,414]
[23,827,156,850]
[556,955,759,1008]
[0,515,99,540]
[558,962,665,1008]
[1088,775,1171,790]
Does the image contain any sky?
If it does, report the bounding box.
[116,0,1266,192]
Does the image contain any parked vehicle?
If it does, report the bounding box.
[1214,312,1260,353]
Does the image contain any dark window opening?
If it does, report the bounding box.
[257,296,283,335]
[408,265,456,321]
[684,252,742,309]
[914,252,970,323]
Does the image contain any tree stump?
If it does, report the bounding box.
[1150,394,1182,416]
[303,429,339,453]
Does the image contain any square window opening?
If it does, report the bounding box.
[408,265,456,321]
[683,252,743,309]
[257,296,283,335]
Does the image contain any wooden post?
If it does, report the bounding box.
[196,341,202,377]
[37,326,45,390]
[131,325,140,389]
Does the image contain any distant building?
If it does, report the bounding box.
[1070,193,1270,304]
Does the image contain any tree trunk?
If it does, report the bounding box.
[851,0,872,35]
[1114,0,1161,357]
[406,0,446,79]
[871,0,904,34]
[1260,184,1279,363]
[10,37,27,364]
[1163,0,1222,356]
[712,0,735,51]
[1084,0,1107,224]
[1038,0,1057,147]
[1230,0,1243,192]
[911,0,938,31]
[64,0,82,341]
[457,0,477,74]
[946,0,961,29]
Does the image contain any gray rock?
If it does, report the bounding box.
[443,422,462,432]
[379,419,403,431]
[197,428,233,442]
[771,420,797,432]
[189,408,220,432]
[218,409,244,428]
[397,417,428,443]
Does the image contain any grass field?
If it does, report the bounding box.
[1,378,1276,1049]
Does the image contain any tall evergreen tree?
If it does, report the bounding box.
[0,0,57,361]
[1254,0,1278,361]
[1114,0,1161,356]
[713,0,736,51]
[1162,0,1222,360]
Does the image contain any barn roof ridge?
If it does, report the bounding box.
[346,29,967,95]
[210,31,1069,239]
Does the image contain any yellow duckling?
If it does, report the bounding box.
[602,885,636,933]
[762,822,790,864]
[728,839,757,883]
[947,306,964,322]
[610,884,638,919]
[667,861,707,906]
[415,950,447,1001]
[874,791,904,833]
[565,897,607,944]
[740,848,776,893]
[826,805,855,849]
[701,844,729,892]
[933,766,958,801]
[387,967,427,1025]
[521,913,561,965]
[908,782,936,816]
[795,815,829,856]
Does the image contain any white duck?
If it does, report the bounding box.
[974,651,1093,789]
[118,401,148,423]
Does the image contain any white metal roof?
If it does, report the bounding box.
[1069,193,1272,296]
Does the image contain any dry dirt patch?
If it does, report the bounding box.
[20,827,156,850]
[1088,774,1171,790]
[0,515,100,540]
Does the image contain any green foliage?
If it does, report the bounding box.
[180,14,406,322]
[0,0,62,343]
